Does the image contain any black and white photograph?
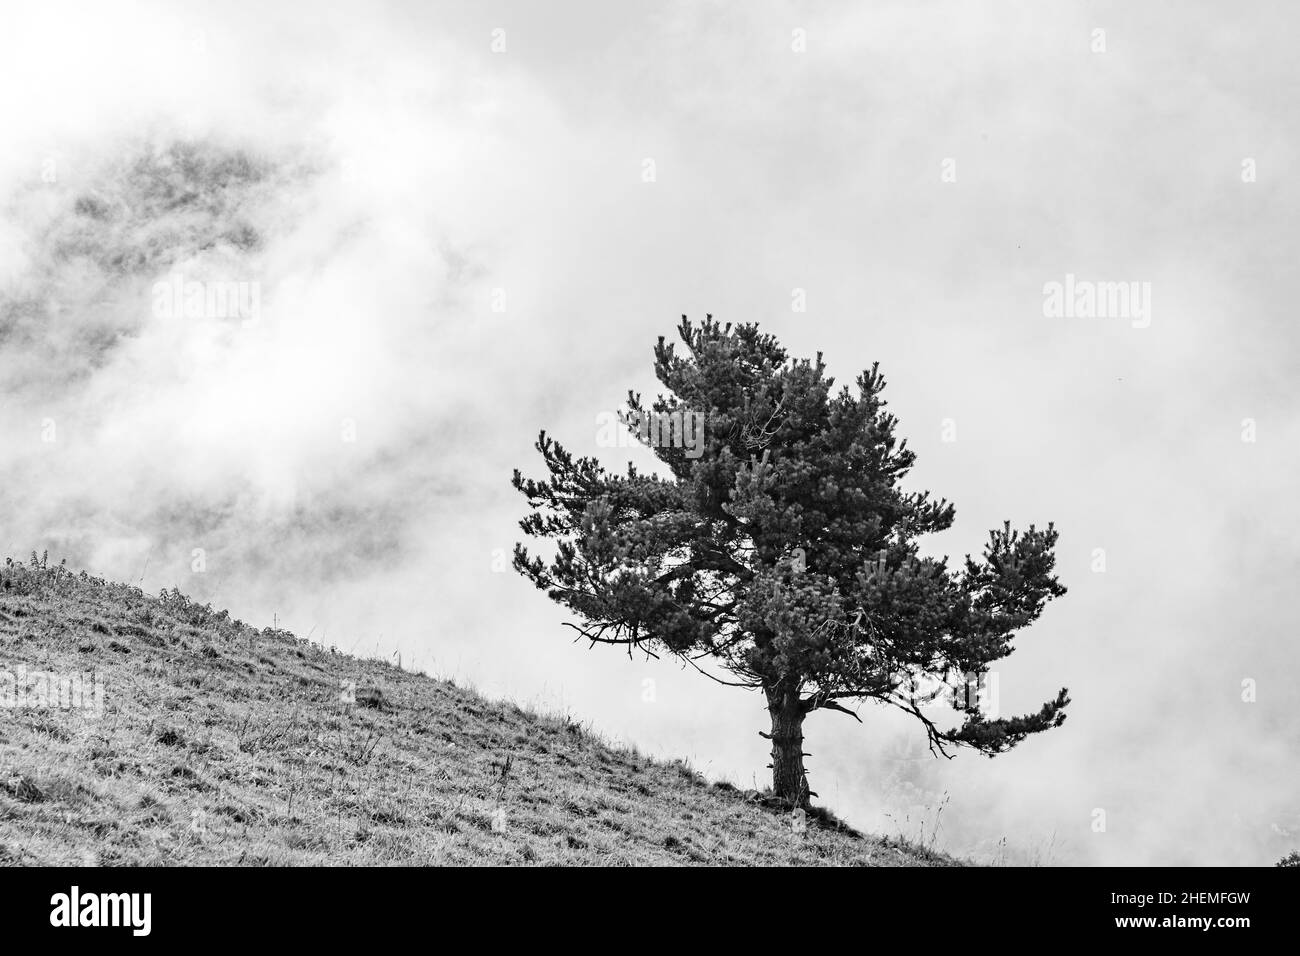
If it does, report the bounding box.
[0,0,1292,936]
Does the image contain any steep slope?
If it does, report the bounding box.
[0,555,954,866]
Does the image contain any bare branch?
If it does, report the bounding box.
[813,699,863,722]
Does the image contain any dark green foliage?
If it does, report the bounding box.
[514,318,1070,798]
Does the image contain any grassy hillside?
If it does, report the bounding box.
[0,554,954,866]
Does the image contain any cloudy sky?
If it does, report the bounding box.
[1,0,1295,865]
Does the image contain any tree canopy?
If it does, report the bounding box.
[514,316,1069,807]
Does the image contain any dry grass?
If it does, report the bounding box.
[0,555,956,866]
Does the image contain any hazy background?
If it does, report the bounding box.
[1,0,1296,865]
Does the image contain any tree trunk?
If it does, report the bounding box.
[765,684,810,809]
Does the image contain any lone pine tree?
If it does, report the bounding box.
[513,317,1069,809]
